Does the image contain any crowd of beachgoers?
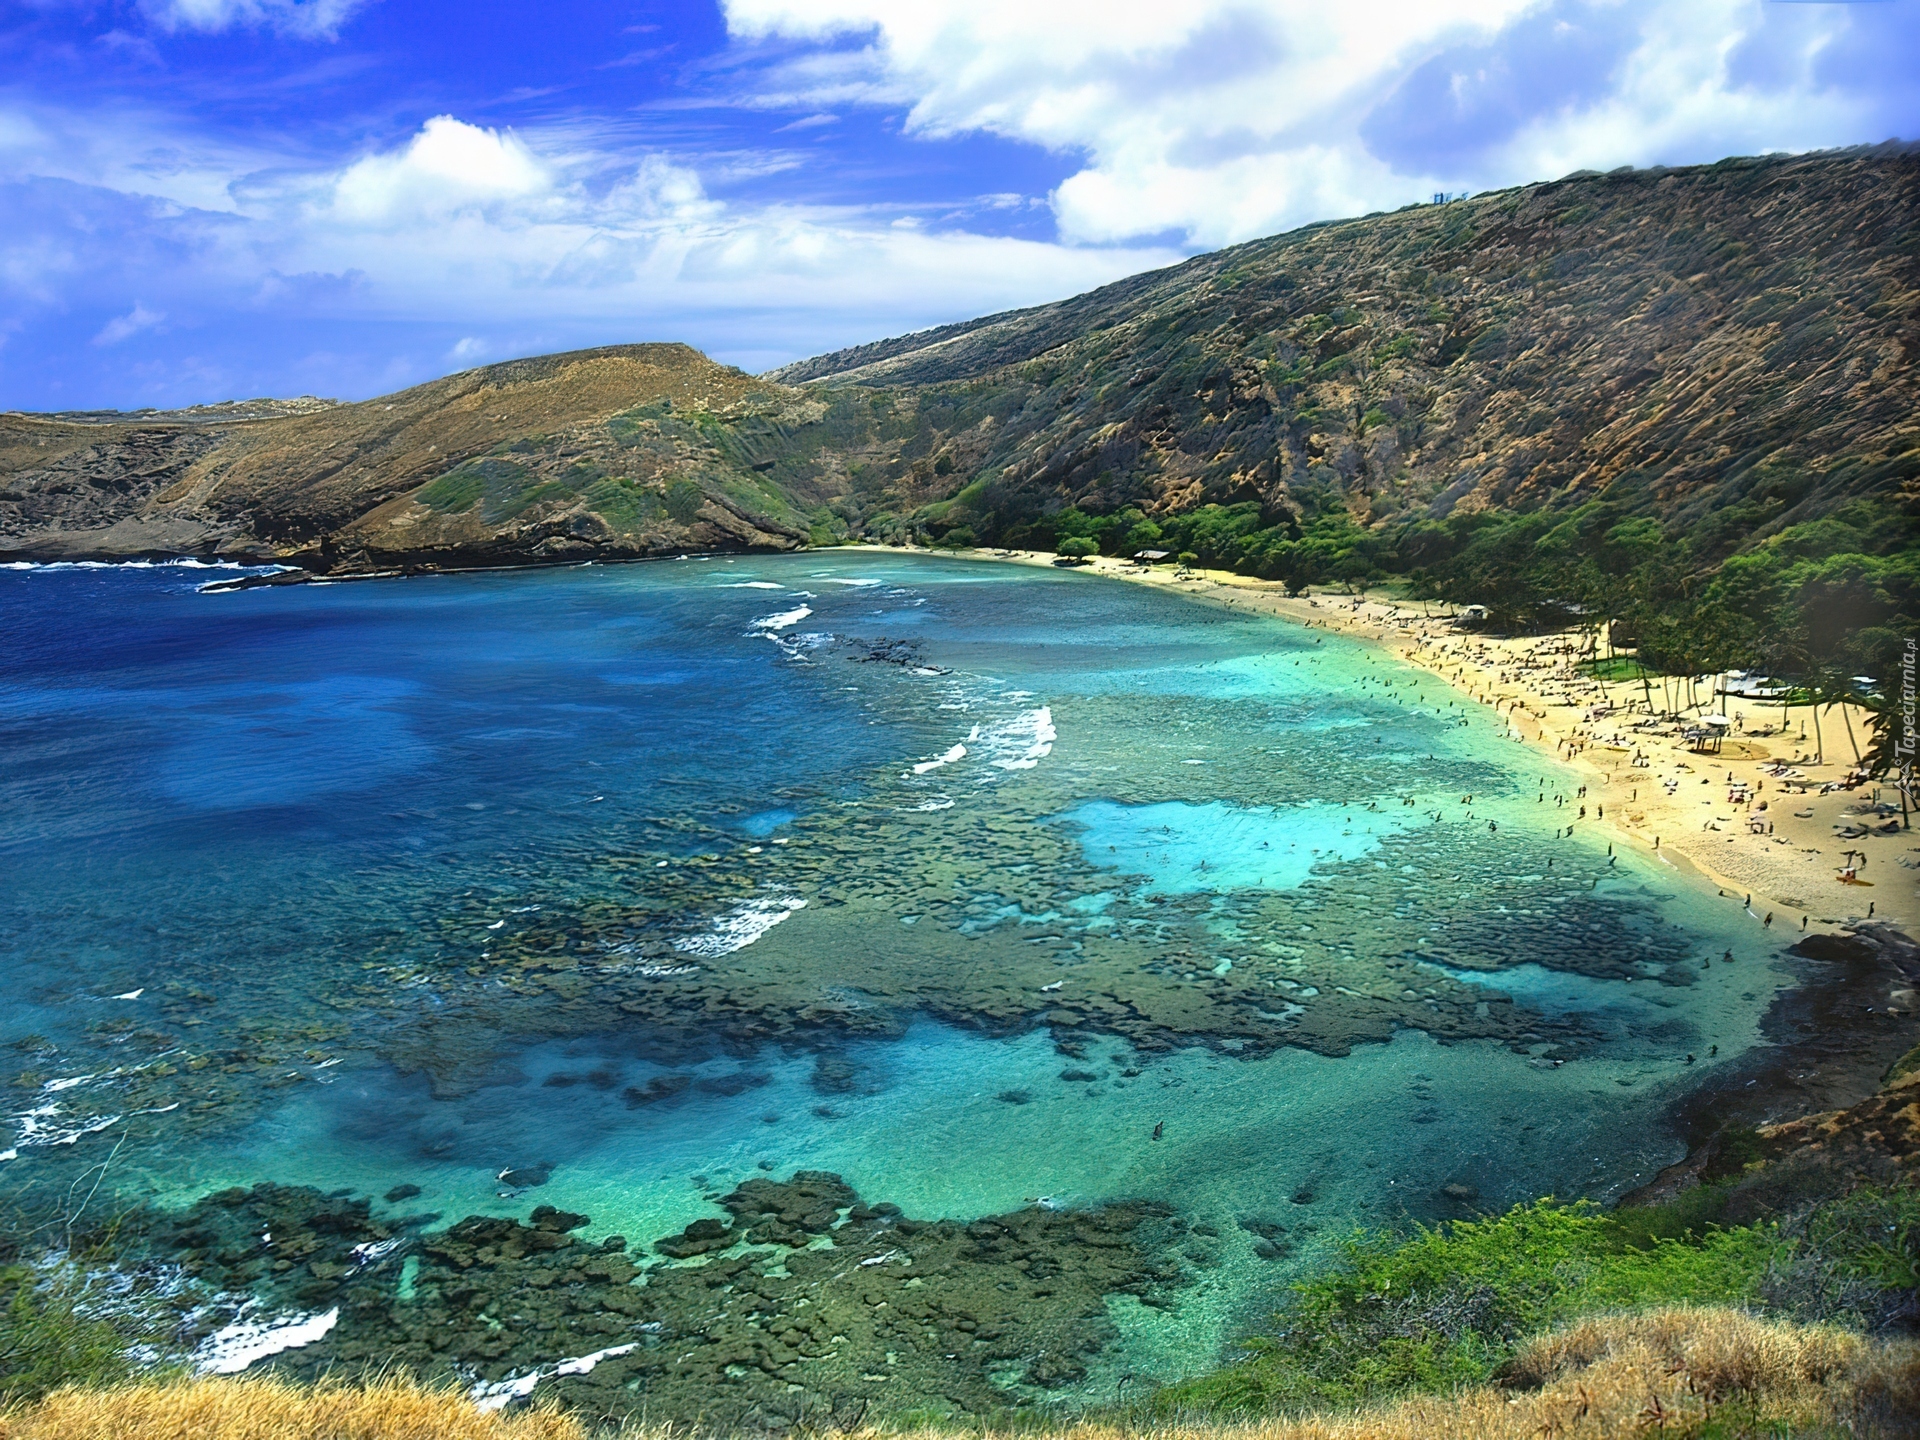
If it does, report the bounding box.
[979,549,1906,936]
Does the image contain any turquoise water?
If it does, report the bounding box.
[0,553,1789,1405]
[1067,799,1416,893]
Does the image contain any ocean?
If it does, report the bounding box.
[0,552,1787,1413]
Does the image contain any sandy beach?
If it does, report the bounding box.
[959,548,1913,937]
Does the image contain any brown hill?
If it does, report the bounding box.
[0,344,820,568]
[769,143,1918,547]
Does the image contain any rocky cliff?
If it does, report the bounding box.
[3,144,1914,572]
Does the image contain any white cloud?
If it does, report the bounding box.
[721,0,1919,246]
[2,107,1175,400]
[92,302,165,346]
[328,116,550,222]
[141,0,366,38]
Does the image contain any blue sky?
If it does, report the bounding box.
[2,0,1915,410]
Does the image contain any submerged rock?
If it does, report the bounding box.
[162,1169,1187,1425]
[654,1217,736,1259]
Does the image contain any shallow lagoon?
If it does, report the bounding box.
[0,553,1788,1408]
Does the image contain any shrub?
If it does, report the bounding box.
[1155,1200,1777,1415]
[1057,537,1099,559]
[0,1258,172,1405]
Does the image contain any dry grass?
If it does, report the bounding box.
[0,1372,588,1440]
[2,1309,1915,1440]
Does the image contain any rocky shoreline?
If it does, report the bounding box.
[1623,922,1920,1209]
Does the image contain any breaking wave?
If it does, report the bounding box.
[750,606,813,633]
[673,896,808,957]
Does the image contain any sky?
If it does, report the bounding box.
[1,0,1915,410]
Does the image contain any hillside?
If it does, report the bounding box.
[770,143,1917,551]
[0,345,825,568]
[2,145,1914,599]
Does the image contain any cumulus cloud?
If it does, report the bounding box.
[327,116,550,222]
[722,0,1920,246]
[0,110,1174,406]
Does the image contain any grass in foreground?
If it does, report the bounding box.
[0,1372,584,1440]
[0,1309,1914,1439]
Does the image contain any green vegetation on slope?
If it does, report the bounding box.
[740,146,1920,771]
[1155,1182,1920,1418]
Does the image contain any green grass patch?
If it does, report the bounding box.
[948,477,990,510]
[581,476,660,531]
[414,455,586,524]
[415,464,494,514]
[1578,655,1660,681]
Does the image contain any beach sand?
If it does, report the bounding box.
[953,549,1914,937]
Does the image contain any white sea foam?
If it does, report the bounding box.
[348,1237,406,1268]
[673,897,807,957]
[822,578,883,586]
[195,1306,339,1374]
[1,559,288,573]
[473,1373,543,1411]
[981,707,1056,771]
[13,1103,122,1147]
[472,1344,637,1413]
[716,581,785,589]
[909,742,968,775]
[751,605,812,632]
